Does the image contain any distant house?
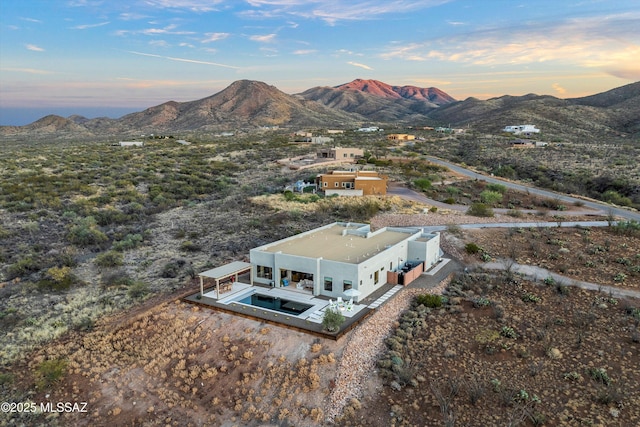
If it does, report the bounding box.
[316,147,363,160]
[435,127,452,133]
[510,139,548,148]
[310,136,334,144]
[502,125,540,136]
[327,129,345,134]
[357,126,382,132]
[387,134,416,141]
[316,170,388,196]
[119,141,144,147]
[249,222,441,301]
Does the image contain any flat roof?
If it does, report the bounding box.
[199,261,252,279]
[262,224,413,264]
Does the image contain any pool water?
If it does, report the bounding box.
[238,293,314,316]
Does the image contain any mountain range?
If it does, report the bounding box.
[1,79,638,138]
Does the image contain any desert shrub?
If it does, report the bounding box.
[480,190,503,205]
[36,359,67,389]
[586,367,611,386]
[614,272,627,283]
[500,326,517,339]
[465,242,482,254]
[493,165,515,178]
[181,240,201,252]
[595,384,625,405]
[467,203,494,217]
[414,178,432,191]
[67,216,108,247]
[555,283,570,296]
[95,251,124,268]
[161,260,183,278]
[612,220,640,236]
[486,183,507,194]
[112,233,143,251]
[46,266,74,287]
[75,316,94,332]
[415,293,443,308]
[322,308,344,332]
[602,190,632,207]
[102,269,134,287]
[473,297,491,308]
[0,372,14,386]
[7,256,40,278]
[128,281,150,299]
[522,292,541,303]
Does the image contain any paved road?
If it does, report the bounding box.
[481,261,640,299]
[424,156,640,222]
[387,183,605,217]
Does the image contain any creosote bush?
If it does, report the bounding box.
[467,202,494,217]
[36,359,67,389]
[415,293,443,308]
[95,251,124,268]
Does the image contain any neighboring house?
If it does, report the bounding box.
[249,222,441,302]
[310,136,334,144]
[316,147,364,160]
[435,127,452,133]
[387,134,416,141]
[327,129,345,134]
[510,139,548,148]
[119,141,144,147]
[357,126,383,132]
[316,170,388,196]
[502,125,540,136]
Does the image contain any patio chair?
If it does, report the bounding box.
[345,299,354,312]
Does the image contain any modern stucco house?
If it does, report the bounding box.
[249,222,441,302]
[316,170,388,196]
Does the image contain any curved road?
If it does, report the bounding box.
[424,156,640,222]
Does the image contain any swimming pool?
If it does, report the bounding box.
[235,293,314,316]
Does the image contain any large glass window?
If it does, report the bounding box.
[257,266,272,280]
[324,277,333,291]
[343,280,352,291]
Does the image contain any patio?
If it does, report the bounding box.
[182,282,399,339]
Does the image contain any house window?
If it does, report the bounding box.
[343,153,347,157]
[343,280,352,291]
[323,182,327,187]
[374,270,379,285]
[335,182,339,187]
[257,266,272,280]
[324,277,333,291]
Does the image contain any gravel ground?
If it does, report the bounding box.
[326,277,452,422]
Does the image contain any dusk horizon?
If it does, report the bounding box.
[1,0,639,125]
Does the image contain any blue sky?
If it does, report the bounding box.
[1,0,639,125]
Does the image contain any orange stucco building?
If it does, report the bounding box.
[316,170,388,196]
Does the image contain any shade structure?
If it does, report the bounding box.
[343,288,362,298]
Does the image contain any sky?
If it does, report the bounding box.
[1,0,639,125]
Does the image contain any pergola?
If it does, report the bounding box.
[198,261,252,299]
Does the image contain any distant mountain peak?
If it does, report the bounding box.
[334,78,456,105]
